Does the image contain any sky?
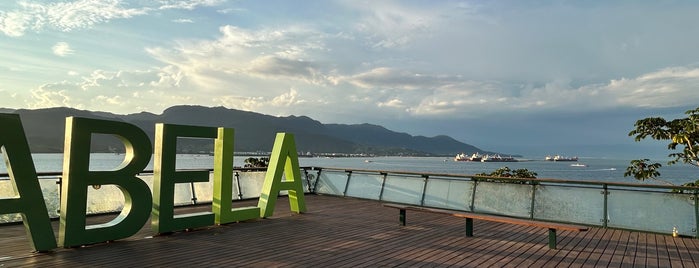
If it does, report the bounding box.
[2,0,699,158]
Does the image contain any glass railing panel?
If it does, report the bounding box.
[0,178,62,223]
[473,182,532,218]
[423,179,473,211]
[86,184,126,213]
[315,171,349,196]
[0,179,23,223]
[238,172,266,199]
[533,185,604,226]
[302,169,319,193]
[40,178,61,218]
[607,190,696,236]
[193,174,215,203]
[345,173,383,200]
[173,183,194,206]
[381,175,424,205]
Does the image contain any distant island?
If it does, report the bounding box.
[2,105,513,157]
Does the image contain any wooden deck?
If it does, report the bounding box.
[1,194,698,267]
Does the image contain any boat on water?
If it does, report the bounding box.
[454,152,482,162]
[480,154,517,162]
[454,152,516,162]
[570,163,588,167]
[545,155,578,162]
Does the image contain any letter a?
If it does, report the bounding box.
[0,114,57,252]
[258,133,307,218]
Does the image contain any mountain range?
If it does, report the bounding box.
[1,105,495,156]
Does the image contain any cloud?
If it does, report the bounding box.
[0,0,227,37]
[247,56,327,85]
[0,0,147,36]
[610,67,699,108]
[343,1,438,49]
[158,0,227,10]
[344,68,446,90]
[16,1,699,125]
[25,69,194,113]
[28,86,74,109]
[146,25,332,92]
[52,42,74,57]
[172,18,194,23]
[0,8,32,37]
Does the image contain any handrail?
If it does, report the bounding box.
[311,166,699,192]
[310,166,699,237]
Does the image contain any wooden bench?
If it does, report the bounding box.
[383,203,588,249]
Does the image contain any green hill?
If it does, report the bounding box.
[6,105,495,156]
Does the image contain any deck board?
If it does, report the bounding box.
[1,195,699,267]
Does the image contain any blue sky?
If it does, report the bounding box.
[2,0,699,158]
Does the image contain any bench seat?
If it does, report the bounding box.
[383,203,588,249]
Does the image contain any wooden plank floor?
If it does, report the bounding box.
[1,194,698,267]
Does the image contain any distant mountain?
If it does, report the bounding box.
[4,105,496,156]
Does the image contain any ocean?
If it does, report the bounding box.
[1,153,697,186]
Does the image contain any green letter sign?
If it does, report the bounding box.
[258,133,307,218]
[152,124,215,234]
[0,114,57,252]
[0,115,310,250]
[213,128,260,224]
[59,117,153,247]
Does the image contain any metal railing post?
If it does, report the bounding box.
[695,192,699,238]
[343,170,352,197]
[312,168,323,193]
[469,179,478,212]
[378,172,388,201]
[602,184,609,228]
[190,182,198,204]
[420,175,429,206]
[234,171,243,199]
[56,177,62,214]
[530,182,537,219]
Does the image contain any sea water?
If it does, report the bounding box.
[0,153,697,186]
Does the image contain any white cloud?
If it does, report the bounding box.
[0,9,32,37]
[158,0,227,10]
[28,87,73,109]
[343,1,438,49]
[344,68,445,90]
[2,0,147,36]
[0,0,228,37]
[217,8,245,14]
[172,18,194,23]
[13,1,699,124]
[52,42,74,57]
[146,25,331,93]
[610,67,699,108]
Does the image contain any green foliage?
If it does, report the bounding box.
[628,107,699,167]
[626,107,699,187]
[671,179,699,193]
[624,159,662,181]
[244,157,270,168]
[475,167,538,184]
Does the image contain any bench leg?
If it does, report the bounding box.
[465,218,473,237]
[399,209,406,226]
[548,228,557,249]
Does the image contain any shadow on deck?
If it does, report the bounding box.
[1,195,698,267]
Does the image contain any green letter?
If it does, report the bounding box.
[0,114,57,252]
[213,128,259,224]
[59,117,153,248]
[152,124,215,234]
[258,133,307,218]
